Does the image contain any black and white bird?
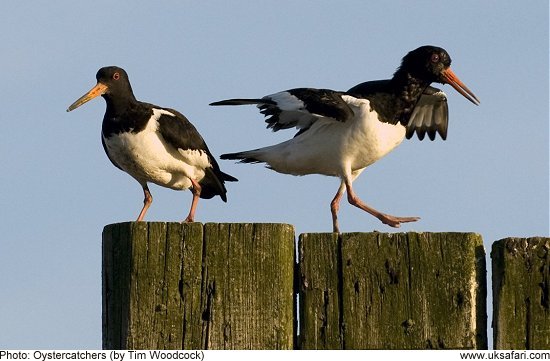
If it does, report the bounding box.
[67,66,237,222]
[210,46,479,233]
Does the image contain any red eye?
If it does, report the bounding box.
[113,72,120,80]
[431,53,440,63]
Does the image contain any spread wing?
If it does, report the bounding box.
[210,88,354,136]
[406,86,449,141]
[347,81,449,141]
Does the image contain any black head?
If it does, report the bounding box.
[398,46,451,83]
[396,45,480,105]
[67,66,136,112]
[95,66,134,98]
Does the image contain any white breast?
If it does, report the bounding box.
[341,95,406,169]
[103,109,209,190]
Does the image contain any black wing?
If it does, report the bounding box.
[348,81,449,141]
[157,108,237,201]
[211,88,354,135]
[406,87,449,140]
[157,108,208,152]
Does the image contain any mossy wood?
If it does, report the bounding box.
[105,225,550,350]
[298,232,487,349]
[102,222,295,350]
[492,237,550,349]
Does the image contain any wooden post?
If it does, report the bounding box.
[102,222,295,350]
[492,237,550,349]
[298,232,487,349]
[297,233,342,349]
[201,223,295,349]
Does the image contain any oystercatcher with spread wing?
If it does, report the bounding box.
[211,46,479,233]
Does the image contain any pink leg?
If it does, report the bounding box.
[330,181,346,233]
[344,177,419,228]
[136,185,152,222]
[184,179,202,223]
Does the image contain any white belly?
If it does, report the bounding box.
[103,110,210,190]
[253,97,405,176]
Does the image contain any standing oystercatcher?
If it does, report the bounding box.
[210,46,479,233]
[67,66,237,222]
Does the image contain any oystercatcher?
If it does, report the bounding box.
[210,46,479,233]
[67,66,237,222]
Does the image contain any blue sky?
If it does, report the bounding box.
[0,1,548,349]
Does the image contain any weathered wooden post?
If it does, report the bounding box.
[298,232,487,349]
[492,237,550,349]
[102,222,295,349]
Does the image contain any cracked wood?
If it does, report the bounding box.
[298,232,487,349]
[102,222,295,350]
[492,237,550,349]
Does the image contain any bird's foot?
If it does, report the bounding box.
[379,214,420,228]
[183,216,194,223]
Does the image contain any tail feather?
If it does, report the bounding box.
[210,98,275,106]
[220,170,238,182]
[199,167,238,202]
[221,151,263,164]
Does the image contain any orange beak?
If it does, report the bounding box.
[441,68,480,105]
[66,82,108,112]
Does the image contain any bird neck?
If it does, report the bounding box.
[103,94,137,117]
[388,70,431,123]
[392,70,431,98]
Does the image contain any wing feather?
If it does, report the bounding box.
[156,110,237,200]
[406,87,449,141]
[211,88,354,136]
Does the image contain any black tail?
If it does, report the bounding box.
[220,152,242,160]
[219,170,238,182]
[221,151,263,164]
[209,98,275,106]
[199,166,238,202]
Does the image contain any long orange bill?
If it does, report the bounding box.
[66,82,109,112]
[441,68,480,106]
